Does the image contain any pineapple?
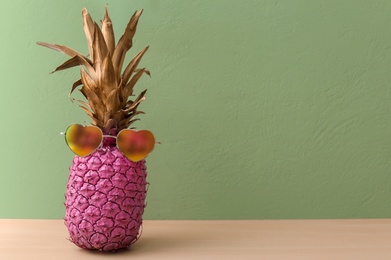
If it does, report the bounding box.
[38,7,152,251]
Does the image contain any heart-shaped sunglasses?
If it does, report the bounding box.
[61,124,155,162]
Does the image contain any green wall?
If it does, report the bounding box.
[1,0,391,219]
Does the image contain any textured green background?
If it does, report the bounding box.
[1,0,391,219]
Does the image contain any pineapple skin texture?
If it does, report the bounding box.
[64,146,147,251]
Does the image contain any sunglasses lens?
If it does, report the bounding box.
[65,124,102,157]
[117,130,155,162]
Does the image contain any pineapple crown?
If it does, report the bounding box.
[37,7,150,134]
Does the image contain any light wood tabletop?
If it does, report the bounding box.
[1,219,391,259]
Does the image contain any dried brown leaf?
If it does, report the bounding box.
[82,8,95,60]
[79,105,94,118]
[117,85,125,105]
[112,9,143,79]
[135,68,151,77]
[80,68,98,92]
[123,68,148,98]
[127,118,140,125]
[92,22,109,86]
[70,79,83,95]
[75,99,90,109]
[128,110,145,120]
[37,42,96,80]
[123,89,147,112]
[51,56,80,73]
[101,6,115,56]
[80,68,105,112]
[103,110,111,124]
[78,89,87,99]
[121,46,149,87]
[106,88,120,114]
[100,55,117,97]
[118,111,144,129]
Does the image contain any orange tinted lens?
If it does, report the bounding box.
[65,124,103,157]
[117,129,155,162]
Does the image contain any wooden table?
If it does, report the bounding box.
[1,219,391,259]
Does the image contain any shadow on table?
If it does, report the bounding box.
[76,228,204,256]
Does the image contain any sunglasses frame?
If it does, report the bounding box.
[61,124,155,162]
